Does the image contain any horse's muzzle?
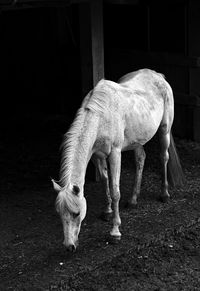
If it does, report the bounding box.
[64,240,79,252]
[67,244,76,252]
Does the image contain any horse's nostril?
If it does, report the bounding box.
[67,244,76,252]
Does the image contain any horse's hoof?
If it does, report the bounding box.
[99,212,112,222]
[124,201,138,209]
[107,235,121,245]
[159,195,170,203]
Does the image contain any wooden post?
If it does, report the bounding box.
[90,0,105,86]
[79,0,104,181]
[79,2,93,96]
[79,0,104,96]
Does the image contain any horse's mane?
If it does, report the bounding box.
[59,80,117,187]
[59,107,87,188]
[56,108,86,214]
[56,188,80,215]
[85,79,117,114]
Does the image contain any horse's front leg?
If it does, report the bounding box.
[159,131,170,202]
[108,147,122,241]
[126,145,146,207]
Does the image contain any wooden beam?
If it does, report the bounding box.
[90,0,104,86]
[0,0,87,4]
[105,0,139,4]
[79,0,104,181]
[79,2,93,95]
[107,48,200,68]
[0,0,88,10]
[79,0,104,95]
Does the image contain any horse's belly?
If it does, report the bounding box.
[123,107,163,149]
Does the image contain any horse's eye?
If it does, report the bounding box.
[72,212,80,219]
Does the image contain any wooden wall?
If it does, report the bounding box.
[0,4,82,121]
[104,0,200,141]
[1,0,200,142]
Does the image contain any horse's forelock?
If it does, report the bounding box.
[56,189,80,215]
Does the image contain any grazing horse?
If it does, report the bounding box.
[52,69,185,252]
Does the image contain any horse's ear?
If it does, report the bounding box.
[72,185,80,195]
[51,179,61,192]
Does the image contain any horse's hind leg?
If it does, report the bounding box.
[159,129,170,202]
[95,157,112,221]
[126,145,146,207]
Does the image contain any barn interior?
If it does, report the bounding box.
[1,0,200,141]
[1,1,200,290]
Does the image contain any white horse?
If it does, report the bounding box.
[52,69,185,252]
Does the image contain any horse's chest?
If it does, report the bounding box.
[93,123,123,157]
[93,137,112,157]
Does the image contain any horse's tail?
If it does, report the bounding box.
[168,132,185,187]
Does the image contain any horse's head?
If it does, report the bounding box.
[52,179,87,252]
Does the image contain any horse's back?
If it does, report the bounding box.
[85,69,174,151]
[118,68,164,82]
[119,68,174,132]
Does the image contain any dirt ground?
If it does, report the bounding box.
[1,116,200,291]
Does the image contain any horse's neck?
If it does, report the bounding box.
[70,136,93,187]
[64,111,99,188]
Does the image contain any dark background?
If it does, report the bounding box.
[1,3,200,289]
[0,0,199,140]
